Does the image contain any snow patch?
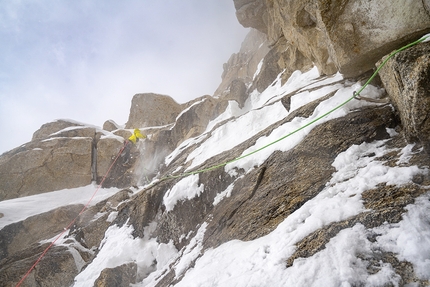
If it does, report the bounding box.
[174,222,208,279]
[213,181,235,206]
[186,101,287,171]
[73,224,178,287]
[376,193,430,280]
[163,175,204,212]
[225,84,385,174]
[0,185,120,229]
[171,139,428,287]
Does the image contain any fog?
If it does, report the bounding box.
[0,0,248,154]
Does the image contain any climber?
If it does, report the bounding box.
[121,128,146,165]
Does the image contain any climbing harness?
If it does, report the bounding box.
[15,35,428,287]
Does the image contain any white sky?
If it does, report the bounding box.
[0,0,248,154]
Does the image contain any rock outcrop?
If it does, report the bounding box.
[214,29,270,96]
[233,0,430,77]
[0,191,132,287]
[125,93,182,129]
[1,1,430,286]
[0,136,93,200]
[234,0,267,33]
[0,204,84,260]
[378,40,430,153]
[0,119,127,200]
[132,95,229,184]
[32,119,83,141]
[93,263,137,287]
[102,119,121,132]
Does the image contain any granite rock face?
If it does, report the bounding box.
[31,119,83,141]
[94,263,137,287]
[214,29,270,97]
[102,119,121,132]
[378,41,430,153]
[125,93,182,129]
[0,191,133,287]
[234,0,430,77]
[0,204,84,260]
[2,1,430,286]
[0,136,93,200]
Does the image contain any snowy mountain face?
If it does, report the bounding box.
[2,2,430,287]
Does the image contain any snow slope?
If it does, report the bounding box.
[2,66,430,286]
[80,68,430,286]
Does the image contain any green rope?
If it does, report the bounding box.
[158,35,428,182]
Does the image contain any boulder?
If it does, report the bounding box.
[94,263,137,287]
[102,120,121,132]
[378,41,430,152]
[125,93,183,129]
[0,137,93,200]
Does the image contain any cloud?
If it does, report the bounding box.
[0,0,248,154]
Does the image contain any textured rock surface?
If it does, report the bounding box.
[214,29,270,96]
[228,79,248,107]
[103,119,121,132]
[70,189,132,250]
[234,0,268,33]
[0,119,138,199]
[32,119,83,140]
[0,137,93,200]
[378,41,430,152]
[0,191,132,287]
[94,263,137,287]
[127,96,230,185]
[233,0,430,77]
[0,244,80,287]
[170,96,228,145]
[96,136,124,182]
[125,93,183,129]
[1,2,430,286]
[317,0,430,76]
[117,101,397,248]
[251,36,313,92]
[0,204,84,259]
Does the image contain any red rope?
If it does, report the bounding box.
[15,144,126,287]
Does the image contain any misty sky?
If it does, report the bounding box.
[0,0,249,154]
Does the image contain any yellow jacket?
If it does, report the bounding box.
[128,128,146,144]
